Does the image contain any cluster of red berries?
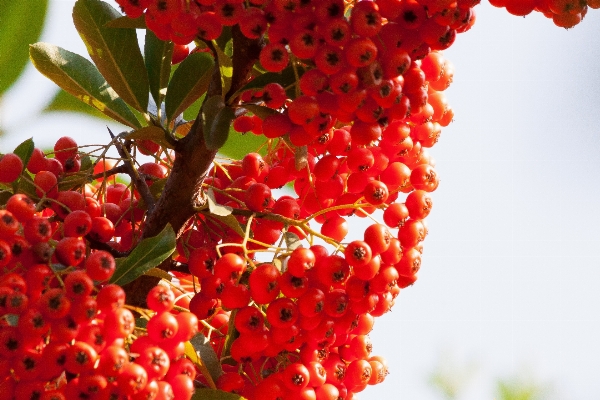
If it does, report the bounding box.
[490,0,598,27]
[0,202,199,399]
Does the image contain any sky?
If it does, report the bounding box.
[2,1,600,399]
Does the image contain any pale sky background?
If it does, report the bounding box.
[1,1,600,399]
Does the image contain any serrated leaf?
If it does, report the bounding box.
[145,30,173,108]
[206,189,232,217]
[206,106,235,151]
[241,104,278,120]
[110,224,176,286]
[212,40,232,95]
[13,138,34,173]
[165,52,215,122]
[73,0,149,112]
[192,390,247,400]
[29,43,141,128]
[44,89,112,120]
[188,333,223,386]
[0,0,48,96]
[104,15,146,29]
[284,232,302,250]
[228,66,297,104]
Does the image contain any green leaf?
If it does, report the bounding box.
[212,41,233,96]
[228,66,297,104]
[241,104,278,120]
[0,191,13,206]
[201,95,225,138]
[192,389,247,400]
[144,268,172,281]
[165,52,215,122]
[110,224,176,286]
[219,129,267,160]
[12,138,34,173]
[188,334,223,386]
[0,0,48,96]
[206,189,232,217]
[206,106,235,151]
[145,30,173,108]
[104,15,147,29]
[124,126,173,149]
[44,89,112,120]
[29,43,141,128]
[73,0,149,112]
[284,232,302,250]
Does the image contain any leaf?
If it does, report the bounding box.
[219,129,267,160]
[58,172,91,191]
[0,0,48,96]
[192,390,247,400]
[124,126,173,149]
[29,43,141,128]
[110,224,176,286]
[73,0,149,112]
[44,89,112,120]
[206,189,232,217]
[284,232,303,250]
[144,268,172,281]
[12,138,34,173]
[165,52,215,122]
[212,41,233,96]
[241,104,278,120]
[201,95,225,138]
[145,30,173,108]
[228,66,297,104]
[206,106,235,151]
[104,15,146,29]
[188,333,223,386]
[209,214,246,239]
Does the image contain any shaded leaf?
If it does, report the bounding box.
[0,0,48,96]
[13,138,34,173]
[188,333,223,386]
[124,126,173,149]
[192,389,246,400]
[29,43,141,128]
[241,104,278,119]
[201,95,225,138]
[59,172,91,191]
[228,66,297,104]
[209,214,245,239]
[165,52,215,122]
[110,224,176,286]
[0,191,13,206]
[212,41,232,95]
[44,89,112,120]
[144,268,172,281]
[145,30,173,108]
[206,106,235,151]
[73,0,149,112]
[104,15,146,29]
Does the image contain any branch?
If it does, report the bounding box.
[107,128,156,213]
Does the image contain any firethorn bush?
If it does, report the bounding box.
[0,0,597,399]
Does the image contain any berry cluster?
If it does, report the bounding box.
[490,0,598,28]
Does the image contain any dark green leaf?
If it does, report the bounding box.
[29,43,141,128]
[165,52,215,121]
[201,95,225,137]
[110,224,176,286]
[219,129,267,160]
[135,317,148,329]
[241,104,278,119]
[17,177,38,200]
[58,172,91,191]
[0,0,48,96]
[144,268,172,281]
[104,15,146,29]
[81,155,94,171]
[208,214,245,239]
[13,138,34,173]
[145,30,173,108]
[189,334,223,383]
[0,191,13,206]
[228,66,297,104]
[73,0,149,112]
[205,106,235,151]
[44,89,112,120]
[124,126,173,149]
